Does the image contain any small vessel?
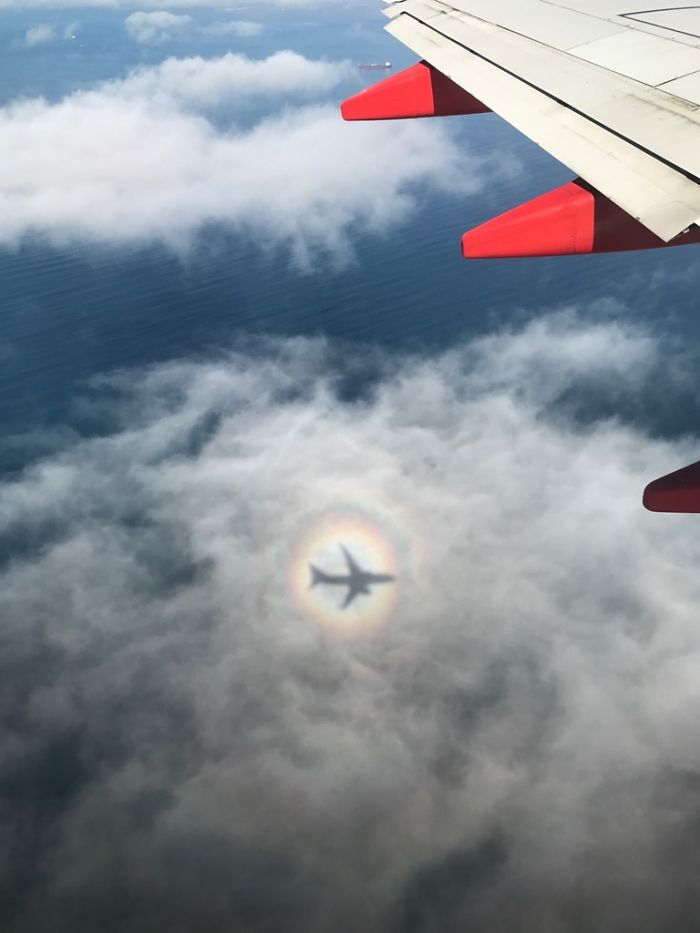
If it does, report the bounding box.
[358,62,392,70]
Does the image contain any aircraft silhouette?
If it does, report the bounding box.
[309,544,395,609]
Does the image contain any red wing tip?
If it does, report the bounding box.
[643,488,700,513]
[341,61,491,123]
[461,231,507,260]
[461,232,480,260]
[643,460,700,512]
[340,99,361,121]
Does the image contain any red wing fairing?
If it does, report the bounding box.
[644,462,700,513]
[462,180,700,259]
[342,60,490,121]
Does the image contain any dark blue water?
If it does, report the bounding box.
[1,3,700,473]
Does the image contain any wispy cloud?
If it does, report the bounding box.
[15,21,79,47]
[0,51,507,264]
[125,10,192,44]
[124,11,265,44]
[21,23,57,46]
[1,311,699,930]
[202,19,263,38]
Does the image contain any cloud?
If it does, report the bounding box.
[2,310,700,930]
[125,10,192,44]
[124,13,265,43]
[21,24,57,46]
[107,50,349,105]
[0,51,504,264]
[202,19,264,38]
[16,21,79,47]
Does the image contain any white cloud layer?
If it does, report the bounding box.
[0,51,505,264]
[124,10,192,44]
[107,50,350,105]
[2,311,700,930]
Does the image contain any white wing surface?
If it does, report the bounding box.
[383,0,700,241]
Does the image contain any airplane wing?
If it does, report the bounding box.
[342,1,700,258]
[342,2,700,510]
[342,586,362,610]
[340,544,363,577]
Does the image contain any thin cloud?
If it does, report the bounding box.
[0,52,505,264]
[21,23,57,46]
[202,19,264,38]
[125,11,192,44]
[1,311,700,931]
[126,15,265,43]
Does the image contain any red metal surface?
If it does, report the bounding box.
[341,61,490,121]
[462,179,700,259]
[462,180,595,258]
[644,461,700,512]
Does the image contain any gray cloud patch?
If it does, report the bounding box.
[2,311,700,931]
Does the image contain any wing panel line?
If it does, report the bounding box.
[622,9,700,41]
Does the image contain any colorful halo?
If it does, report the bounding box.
[288,509,401,636]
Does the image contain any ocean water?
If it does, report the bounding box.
[1,3,700,473]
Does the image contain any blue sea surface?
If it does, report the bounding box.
[1,3,699,473]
